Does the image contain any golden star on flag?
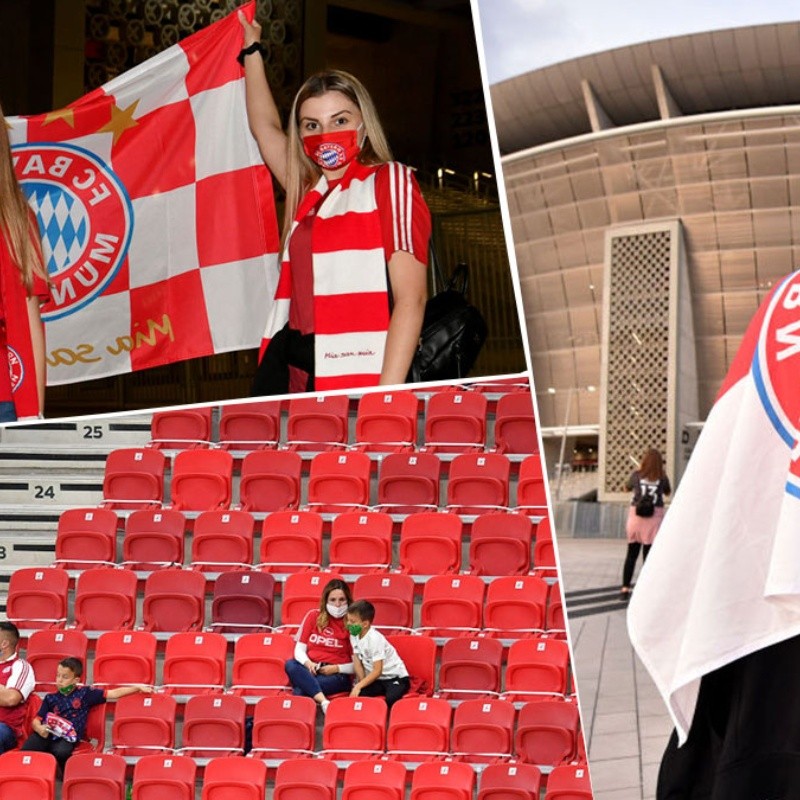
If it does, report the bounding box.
[99,100,140,144]
[42,108,76,128]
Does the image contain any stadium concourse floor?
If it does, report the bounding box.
[558,538,674,800]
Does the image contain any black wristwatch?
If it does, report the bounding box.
[237,42,265,65]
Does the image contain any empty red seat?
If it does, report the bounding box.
[515,699,580,765]
[503,638,570,702]
[478,762,543,800]
[0,750,56,799]
[387,696,451,761]
[485,575,549,637]
[322,696,388,760]
[377,452,441,513]
[544,763,593,800]
[93,630,157,688]
[170,449,233,511]
[230,632,294,696]
[179,694,246,757]
[409,760,476,800]
[130,753,196,800]
[250,695,317,758]
[259,510,324,572]
[547,581,566,636]
[398,512,462,574]
[342,758,408,800]
[190,509,255,571]
[307,451,371,513]
[63,752,127,800]
[447,453,511,514]
[329,511,394,573]
[516,454,547,512]
[438,637,504,699]
[354,390,419,451]
[494,391,538,454]
[201,756,267,800]
[238,449,302,512]
[286,395,350,451]
[451,698,516,763]
[26,629,89,692]
[419,574,484,637]
[73,568,138,631]
[388,634,436,697]
[534,536,558,575]
[122,508,186,570]
[111,694,177,756]
[101,448,166,510]
[210,570,275,634]
[274,758,338,800]
[150,407,213,449]
[218,400,282,450]
[142,568,206,632]
[7,568,69,629]
[54,508,118,569]
[161,631,228,694]
[469,511,532,576]
[354,573,414,632]
[280,571,346,630]
[424,389,487,453]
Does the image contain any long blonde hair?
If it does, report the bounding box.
[0,103,45,292]
[283,70,392,243]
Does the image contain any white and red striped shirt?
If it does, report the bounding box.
[0,653,35,736]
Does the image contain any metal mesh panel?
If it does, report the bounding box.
[604,230,671,494]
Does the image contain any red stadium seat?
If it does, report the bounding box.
[354,390,419,451]
[122,508,186,570]
[516,454,548,512]
[150,407,213,449]
[322,696,388,760]
[101,448,166,510]
[279,571,346,630]
[494,391,538,455]
[25,629,89,692]
[423,389,487,453]
[451,698,516,763]
[131,753,196,800]
[170,449,233,511]
[111,694,177,756]
[388,634,436,697]
[0,751,56,799]
[7,567,69,629]
[286,395,350,451]
[259,510,324,572]
[230,632,294,696]
[218,400,282,450]
[161,632,228,694]
[419,574,485,637]
[179,694,246,757]
[547,581,566,636]
[73,568,138,631]
[485,575,549,637]
[93,630,157,688]
[544,763,593,800]
[190,509,255,571]
[534,536,558,575]
[63,752,127,800]
[377,452,441,513]
[409,760,475,800]
[398,512,462,575]
[515,699,580,765]
[71,703,108,755]
[274,758,338,800]
[478,762,543,800]
[250,695,317,758]
[446,453,511,514]
[354,573,414,632]
[54,508,118,569]
[307,451,371,513]
[503,638,570,702]
[201,756,267,800]
[438,637,504,699]
[210,570,275,633]
[142,568,206,632]
[469,511,532,576]
[329,511,394,573]
[342,758,408,800]
[387,696,452,761]
[238,449,302,512]
[537,517,553,542]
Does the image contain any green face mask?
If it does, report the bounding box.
[58,684,76,695]
[346,623,363,636]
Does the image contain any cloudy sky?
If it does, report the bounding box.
[475,0,800,84]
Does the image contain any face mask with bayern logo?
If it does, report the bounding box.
[302,124,364,171]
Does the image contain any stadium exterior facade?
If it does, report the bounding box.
[492,23,800,503]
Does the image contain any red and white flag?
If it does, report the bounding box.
[629,270,800,744]
[7,1,279,385]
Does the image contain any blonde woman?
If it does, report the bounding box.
[239,12,430,395]
[0,104,49,421]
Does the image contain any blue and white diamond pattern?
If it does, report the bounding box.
[23,182,89,276]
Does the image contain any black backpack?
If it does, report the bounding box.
[635,489,655,518]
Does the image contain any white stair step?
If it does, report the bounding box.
[0,416,152,447]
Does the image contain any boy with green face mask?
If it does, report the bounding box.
[21,657,151,773]
[346,599,410,708]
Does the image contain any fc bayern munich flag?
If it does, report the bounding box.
[7,1,279,385]
[628,270,800,745]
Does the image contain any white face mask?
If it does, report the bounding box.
[327,602,348,619]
